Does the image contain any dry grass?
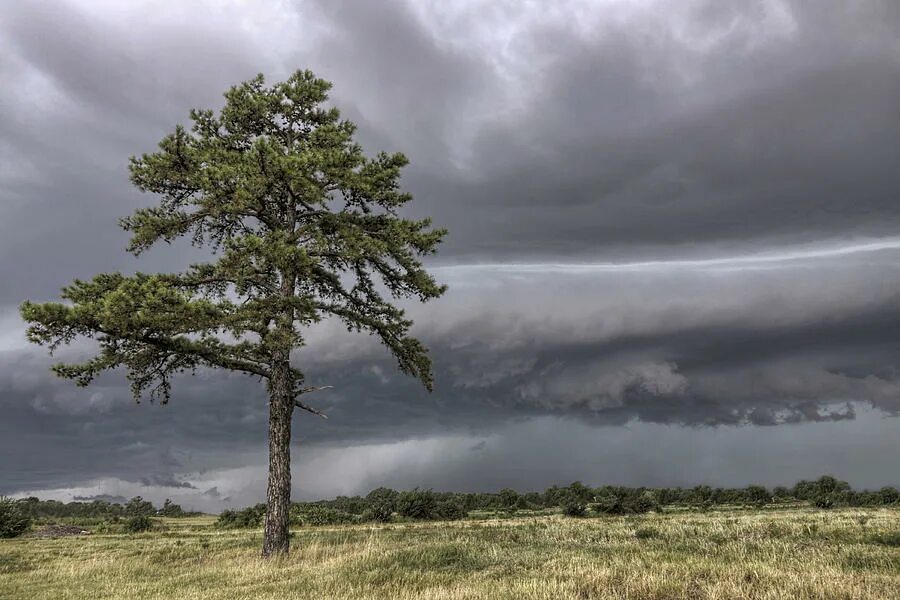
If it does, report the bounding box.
[1,508,898,599]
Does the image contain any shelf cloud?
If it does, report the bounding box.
[1,0,898,503]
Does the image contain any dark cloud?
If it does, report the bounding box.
[139,476,197,490]
[72,494,128,504]
[0,0,898,498]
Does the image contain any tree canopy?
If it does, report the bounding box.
[21,70,447,555]
[21,70,447,411]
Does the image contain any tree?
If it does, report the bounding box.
[0,497,32,538]
[559,490,587,517]
[159,498,184,517]
[366,487,398,522]
[124,496,155,517]
[396,489,438,520]
[20,70,447,556]
[498,488,520,510]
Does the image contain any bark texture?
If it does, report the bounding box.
[261,361,294,557]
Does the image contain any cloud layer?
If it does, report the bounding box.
[1,0,899,502]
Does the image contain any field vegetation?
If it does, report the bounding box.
[1,508,898,599]
[1,477,898,599]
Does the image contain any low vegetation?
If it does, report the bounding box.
[209,475,896,528]
[124,515,155,534]
[3,476,896,539]
[1,476,897,598]
[0,498,31,539]
[1,507,898,599]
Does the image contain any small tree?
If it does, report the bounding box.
[159,498,184,517]
[559,490,587,517]
[125,515,154,533]
[879,486,899,505]
[20,71,446,556]
[125,496,155,517]
[435,499,467,521]
[0,497,32,538]
[366,487,398,522]
[396,489,438,520]
[745,485,770,506]
[498,488,520,511]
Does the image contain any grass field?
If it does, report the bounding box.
[1,508,898,599]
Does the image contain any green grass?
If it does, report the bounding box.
[1,508,898,599]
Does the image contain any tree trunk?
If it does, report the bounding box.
[262,361,294,557]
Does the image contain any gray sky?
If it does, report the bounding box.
[1,0,899,510]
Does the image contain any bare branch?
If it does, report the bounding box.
[293,398,328,419]
[298,385,333,395]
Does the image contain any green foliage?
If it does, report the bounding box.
[290,505,356,526]
[124,515,153,533]
[773,486,792,499]
[566,481,593,503]
[125,496,155,517]
[158,499,184,517]
[216,505,266,528]
[0,498,32,538]
[592,494,626,515]
[365,488,398,522]
[878,487,899,504]
[207,474,899,526]
[744,485,770,505]
[631,491,660,514]
[793,476,851,502]
[9,496,198,521]
[592,491,657,515]
[20,68,447,406]
[559,491,587,517]
[396,489,438,520]
[435,500,467,521]
[813,494,837,509]
[498,488,520,510]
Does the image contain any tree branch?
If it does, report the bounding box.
[298,385,333,395]
[293,398,329,419]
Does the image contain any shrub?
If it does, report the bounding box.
[498,488,520,510]
[592,492,657,515]
[593,494,625,515]
[291,505,356,526]
[567,481,593,503]
[396,489,438,520]
[813,494,836,509]
[630,491,660,514]
[216,504,265,528]
[0,497,31,538]
[124,496,156,517]
[124,515,153,533]
[158,499,184,517]
[879,487,899,505]
[559,491,586,517]
[366,487,398,522]
[435,500,467,521]
[745,485,770,505]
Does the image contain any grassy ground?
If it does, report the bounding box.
[1,508,898,599]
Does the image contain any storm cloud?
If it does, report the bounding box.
[1,0,899,506]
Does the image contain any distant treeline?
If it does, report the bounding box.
[6,475,897,529]
[216,475,900,527]
[11,496,199,520]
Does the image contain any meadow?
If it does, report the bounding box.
[1,507,898,600]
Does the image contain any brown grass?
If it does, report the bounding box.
[1,507,898,599]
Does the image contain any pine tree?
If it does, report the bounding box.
[20,70,446,556]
